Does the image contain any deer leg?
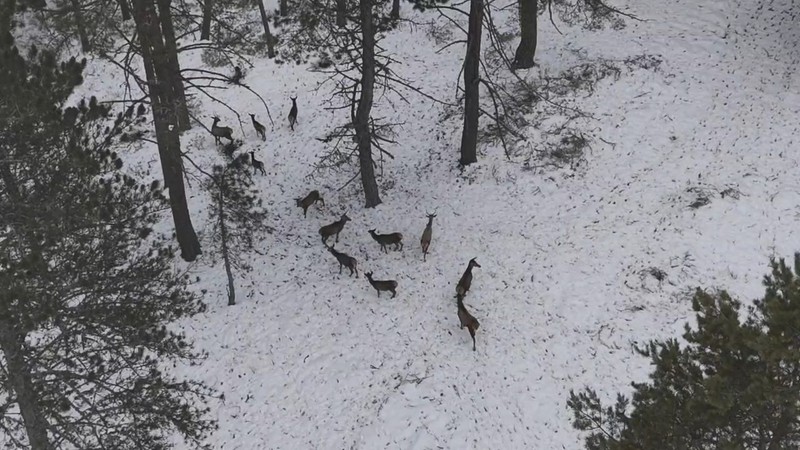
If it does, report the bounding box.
[391,289,396,298]
[339,263,343,274]
[335,232,340,243]
[376,290,380,297]
[470,330,476,351]
[319,198,325,206]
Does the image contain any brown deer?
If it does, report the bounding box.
[420,212,436,261]
[368,229,403,253]
[296,190,324,217]
[319,213,351,245]
[327,244,358,277]
[365,272,397,298]
[249,113,266,141]
[455,258,481,297]
[211,116,233,145]
[250,151,266,176]
[288,96,298,130]
[456,294,480,351]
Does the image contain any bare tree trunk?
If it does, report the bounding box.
[69,0,91,51]
[155,0,191,131]
[335,0,346,26]
[390,0,398,20]
[0,322,52,450]
[459,0,482,166]
[512,0,537,70]
[118,0,131,20]
[354,0,380,208]
[200,0,212,40]
[133,0,201,262]
[217,185,236,306]
[279,0,287,16]
[255,0,275,58]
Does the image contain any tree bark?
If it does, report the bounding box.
[154,0,191,131]
[255,0,275,58]
[118,0,131,20]
[389,0,398,20]
[69,0,91,51]
[512,0,537,70]
[354,0,380,208]
[279,0,287,16]
[459,0,482,166]
[200,0,212,40]
[217,183,235,306]
[0,321,52,449]
[133,0,201,262]
[0,0,16,37]
[335,0,346,27]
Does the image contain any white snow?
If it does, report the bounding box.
[52,0,800,447]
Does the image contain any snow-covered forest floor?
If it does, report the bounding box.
[65,0,800,447]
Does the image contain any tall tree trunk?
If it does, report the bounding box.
[354,0,380,208]
[154,0,191,131]
[133,0,202,262]
[69,0,91,51]
[389,0,398,20]
[335,0,345,27]
[459,0,482,166]
[255,0,275,58]
[0,322,52,450]
[200,0,212,40]
[0,0,16,38]
[118,0,131,20]
[512,0,536,70]
[279,0,287,16]
[217,184,235,306]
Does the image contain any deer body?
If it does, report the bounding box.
[211,117,234,145]
[365,272,397,298]
[250,113,266,141]
[456,258,481,297]
[420,213,436,261]
[327,245,358,277]
[456,294,480,351]
[296,190,325,217]
[319,213,351,244]
[288,96,298,130]
[250,151,265,175]
[368,229,403,253]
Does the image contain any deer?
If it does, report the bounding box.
[250,151,266,176]
[249,113,266,141]
[230,66,243,84]
[368,229,403,253]
[211,116,233,145]
[288,96,298,131]
[456,294,480,351]
[296,190,324,217]
[319,213,351,245]
[365,272,397,298]
[420,212,436,261]
[327,244,358,277]
[455,258,481,297]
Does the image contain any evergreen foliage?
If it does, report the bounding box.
[0,34,215,449]
[568,255,800,450]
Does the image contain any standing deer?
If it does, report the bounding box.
[456,293,480,351]
[365,272,397,298]
[368,229,403,253]
[250,151,266,175]
[420,213,436,261]
[249,113,266,141]
[296,190,325,217]
[455,258,481,297]
[288,96,298,130]
[211,116,233,145]
[319,213,351,245]
[327,244,358,277]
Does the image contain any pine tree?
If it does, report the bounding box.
[0,34,214,449]
[205,160,269,306]
[568,254,800,450]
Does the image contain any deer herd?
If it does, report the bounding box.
[208,97,483,351]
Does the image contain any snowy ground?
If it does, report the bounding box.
[70,0,800,447]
